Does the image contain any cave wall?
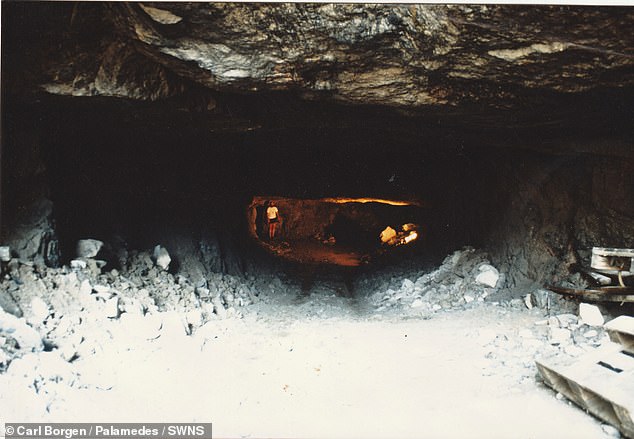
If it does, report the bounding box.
[4,89,634,287]
[485,152,634,291]
[2,95,634,292]
[1,108,59,265]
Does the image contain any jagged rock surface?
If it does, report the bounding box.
[6,4,634,110]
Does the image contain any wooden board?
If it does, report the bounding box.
[592,247,634,258]
[536,342,634,438]
[547,285,634,303]
[606,316,634,354]
[591,247,634,273]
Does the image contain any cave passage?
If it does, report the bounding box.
[4,88,634,290]
[3,94,517,274]
[248,196,422,267]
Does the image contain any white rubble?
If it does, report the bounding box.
[549,327,571,345]
[367,247,502,314]
[475,264,500,288]
[70,259,87,269]
[0,308,43,352]
[153,245,171,270]
[524,294,533,309]
[578,303,604,327]
[27,297,49,326]
[530,289,551,309]
[0,246,11,262]
[76,239,104,258]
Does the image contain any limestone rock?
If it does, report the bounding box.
[153,245,171,271]
[5,4,634,116]
[27,297,49,326]
[475,264,499,288]
[578,303,604,327]
[0,309,44,352]
[76,239,104,259]
[70,259,87,270]
[530,289,551,309]
[0,246,11,262]
[549,327,571,345]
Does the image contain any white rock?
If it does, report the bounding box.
[475,264,499,288]
[402,279,415,292]
[200,302,216,321]
[28,297,50,325]
[524,294,533,309]
[579,303,604,327]
[153,245,171,270]
[556,313,578,328]
[0,309,43,351]
[196,287,210,298]
[0,246,11,262]
[583,329,598,338]
[79,279,92,296]
[70,259,87,269]
[549,327,571,345]
[104,297,120,318]
[76,239,103,258]
[531,289,551,308]
[464,294,475,303]
[213,296,227,319]
[410,298,424,308]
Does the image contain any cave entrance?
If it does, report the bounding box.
[248,196,423,267]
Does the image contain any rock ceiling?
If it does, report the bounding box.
[3,3,634,134]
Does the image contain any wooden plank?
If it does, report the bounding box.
[605,316,634,354]
[537,343,634,438]
[547,286,634,303]
[592,247,634,258]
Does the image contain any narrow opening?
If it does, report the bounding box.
[248,196,423,267]
[597,361,623,374]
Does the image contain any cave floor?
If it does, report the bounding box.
[263,239,365,266]
[1,289,615,439]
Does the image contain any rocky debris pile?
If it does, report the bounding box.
[477,302,613,391]
[541,303,611,357]
[0,242,267,371]
[363,247,503,315]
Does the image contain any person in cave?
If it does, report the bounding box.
[266,201,282,241]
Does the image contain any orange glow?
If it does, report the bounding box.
[322,197,419,206]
